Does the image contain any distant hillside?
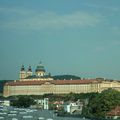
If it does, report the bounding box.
[52,75,81,80]
[0,80,14,93]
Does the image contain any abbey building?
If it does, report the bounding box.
[3,63,120,97]
[19,62,53,81]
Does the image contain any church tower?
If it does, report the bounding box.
[20,65,26,80]
[35,62,45,77]
[26,66,33,77]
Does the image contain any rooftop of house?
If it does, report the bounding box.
[5,79,99,86]
[107,106,120,116]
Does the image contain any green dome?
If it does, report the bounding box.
[35,63,45,72]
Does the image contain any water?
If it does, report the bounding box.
[0,107,89,120]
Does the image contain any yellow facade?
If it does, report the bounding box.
[3,80,120,97]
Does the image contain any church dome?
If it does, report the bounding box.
[35,62,45,72]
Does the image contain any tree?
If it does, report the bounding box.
[52,75,81,80]
[12,96,35,108]
[84,88,120,118]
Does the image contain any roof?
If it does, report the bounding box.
[35,63,45,72]
[107,106,120,116]
[21,65,25,71]
[5,79,99,86]
[25,75,51,79]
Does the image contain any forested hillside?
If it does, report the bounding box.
[52,75,81,80]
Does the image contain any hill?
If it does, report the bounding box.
[52,75,81,80]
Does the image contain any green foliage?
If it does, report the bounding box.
[84,88,120,118]
[63,92,98,102]
[12,95,35,108]
[52,75,81,80]
[40,92,96,102]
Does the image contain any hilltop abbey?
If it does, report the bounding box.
[19,62,53,81]
[3,62,120,97]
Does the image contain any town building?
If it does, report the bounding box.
[106,106,120,119]
[19,62,53,81]
[31,98,49,109]
[3,63,120,97]
[0,100,10,107]
[63,100,83,114]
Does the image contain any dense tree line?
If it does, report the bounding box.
[11,96,35,108]
[82,88,120,119]
[52,75,81,80]
[11,93,96,108]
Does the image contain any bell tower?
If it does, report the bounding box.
[20,65,26,80]
[26,66,33,77]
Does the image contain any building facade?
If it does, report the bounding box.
[19,62,53,81]
[3,63,120,97]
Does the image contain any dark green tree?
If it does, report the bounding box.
[12,95,35,108]
[52,75,81,80]
[84,88,120,118]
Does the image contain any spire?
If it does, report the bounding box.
[26,65,33,77]
[28,66,32,72]
[39,61,42,65]
[21,65,25,71]
[20,65,26,80]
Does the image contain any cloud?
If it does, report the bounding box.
[112,26,120,35]
[0,7,34,15]
[83,2,120,12]
[0,7,104,30]
[111,39,120,46]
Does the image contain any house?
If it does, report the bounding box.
[31,98,49,110]
[63,100,83,115]
[106,106,120,119]
[0,100,10,106]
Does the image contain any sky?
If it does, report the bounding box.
[0,0,120,80]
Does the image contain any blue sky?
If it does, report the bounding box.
[0,0,120,80]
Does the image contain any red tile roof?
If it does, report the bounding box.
[107,106,120,116]
[50,80,98,85]
[5,79,98,86]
